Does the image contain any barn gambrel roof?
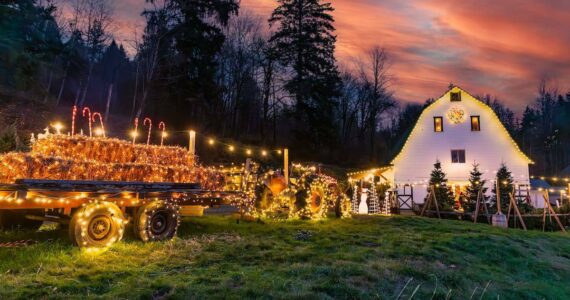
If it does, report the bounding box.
[390,86,533,165]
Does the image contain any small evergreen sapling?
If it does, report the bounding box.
[491,163,513,212]
[464,163,488,212]
[428,160,455,210]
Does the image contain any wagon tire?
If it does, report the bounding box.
[69,202,125,248]
[134,200,180,242]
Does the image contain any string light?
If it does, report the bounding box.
[228,145,235,152]
[208,138,215,145]
[246,149,252,156]
[261,150,267,157]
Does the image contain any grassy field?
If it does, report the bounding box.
[0,215,569,299]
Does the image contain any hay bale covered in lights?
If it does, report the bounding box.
[0,135,224,190]
[32,135,195,166]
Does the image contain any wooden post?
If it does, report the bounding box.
[542,192,566,232]
[421,186,441,219]
[474,189,481,223]
[508,192,527,231]
[496,180,502,214]
[188,130,196,156]
[492,180,507,228]
[283,148,289,187]
[420,188,431,217]
[431,185,441,219]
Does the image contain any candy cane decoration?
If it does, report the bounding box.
[143,118,152,145]
[158,121,166,146]
[92,112,105,137]
[82,107,92,137]
[132,118,139,144]
[71,106,77,136]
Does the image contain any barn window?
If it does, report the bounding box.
[434,117,443,132]
[471,116,480,131]
[450,92,461,101]
[451,150,466,163]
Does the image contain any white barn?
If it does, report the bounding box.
[349,86,533,210]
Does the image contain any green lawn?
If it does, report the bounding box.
[0,215,569,299]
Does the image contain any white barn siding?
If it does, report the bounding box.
[391,87,531,204]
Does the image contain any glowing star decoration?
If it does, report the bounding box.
[82,107,92,137]
[92,113,105,137]
[158,122,166,146]
[143,118,152,145]
[446,106,465,124]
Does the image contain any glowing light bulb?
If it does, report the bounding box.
[131,131,139,138]
[277,150,282,155]
[162,132,168,138]
[52,122,64,134]
[208,138,215,145]
[228,145,235,152]
[261,150,267,156]
[246,149,252,156]
[94,127,104,136]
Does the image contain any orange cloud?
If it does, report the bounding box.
[107,0,570,112]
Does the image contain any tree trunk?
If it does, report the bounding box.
[136,88,149,119]
[104,83,113,123]
[56,73,67,107]
[131,61,139,119]
[43,70,53,103]
[74,80,82,106]
[79,65,93,107]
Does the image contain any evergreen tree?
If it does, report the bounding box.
[268,0,341,153]
[464,163,488,212]
[491,163,513,212]
[0,0,62,88]
[427,160,455,210]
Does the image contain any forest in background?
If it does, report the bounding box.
[1,0,570,176]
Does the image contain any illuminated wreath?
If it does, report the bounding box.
[446,107,465,124]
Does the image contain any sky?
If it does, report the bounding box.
[105,0,570,114]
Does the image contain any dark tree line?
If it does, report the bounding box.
[1,0,570,173]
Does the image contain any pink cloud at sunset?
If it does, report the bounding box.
[105,0,570,113]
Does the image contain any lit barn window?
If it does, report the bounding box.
[471,116,480,131]
[451,149,466,163]
[434,116,443,132]
[450,92,461,101]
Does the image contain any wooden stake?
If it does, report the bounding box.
[474,189,481,223]
[542,192,566,232]
[496,180,502,214]
[508,192,527,231]
[432,186,441,219]
[421,186,441,219]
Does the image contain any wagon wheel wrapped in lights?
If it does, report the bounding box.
[134,200,180,242]
[291,175,331,219]
[68,201,126,248]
